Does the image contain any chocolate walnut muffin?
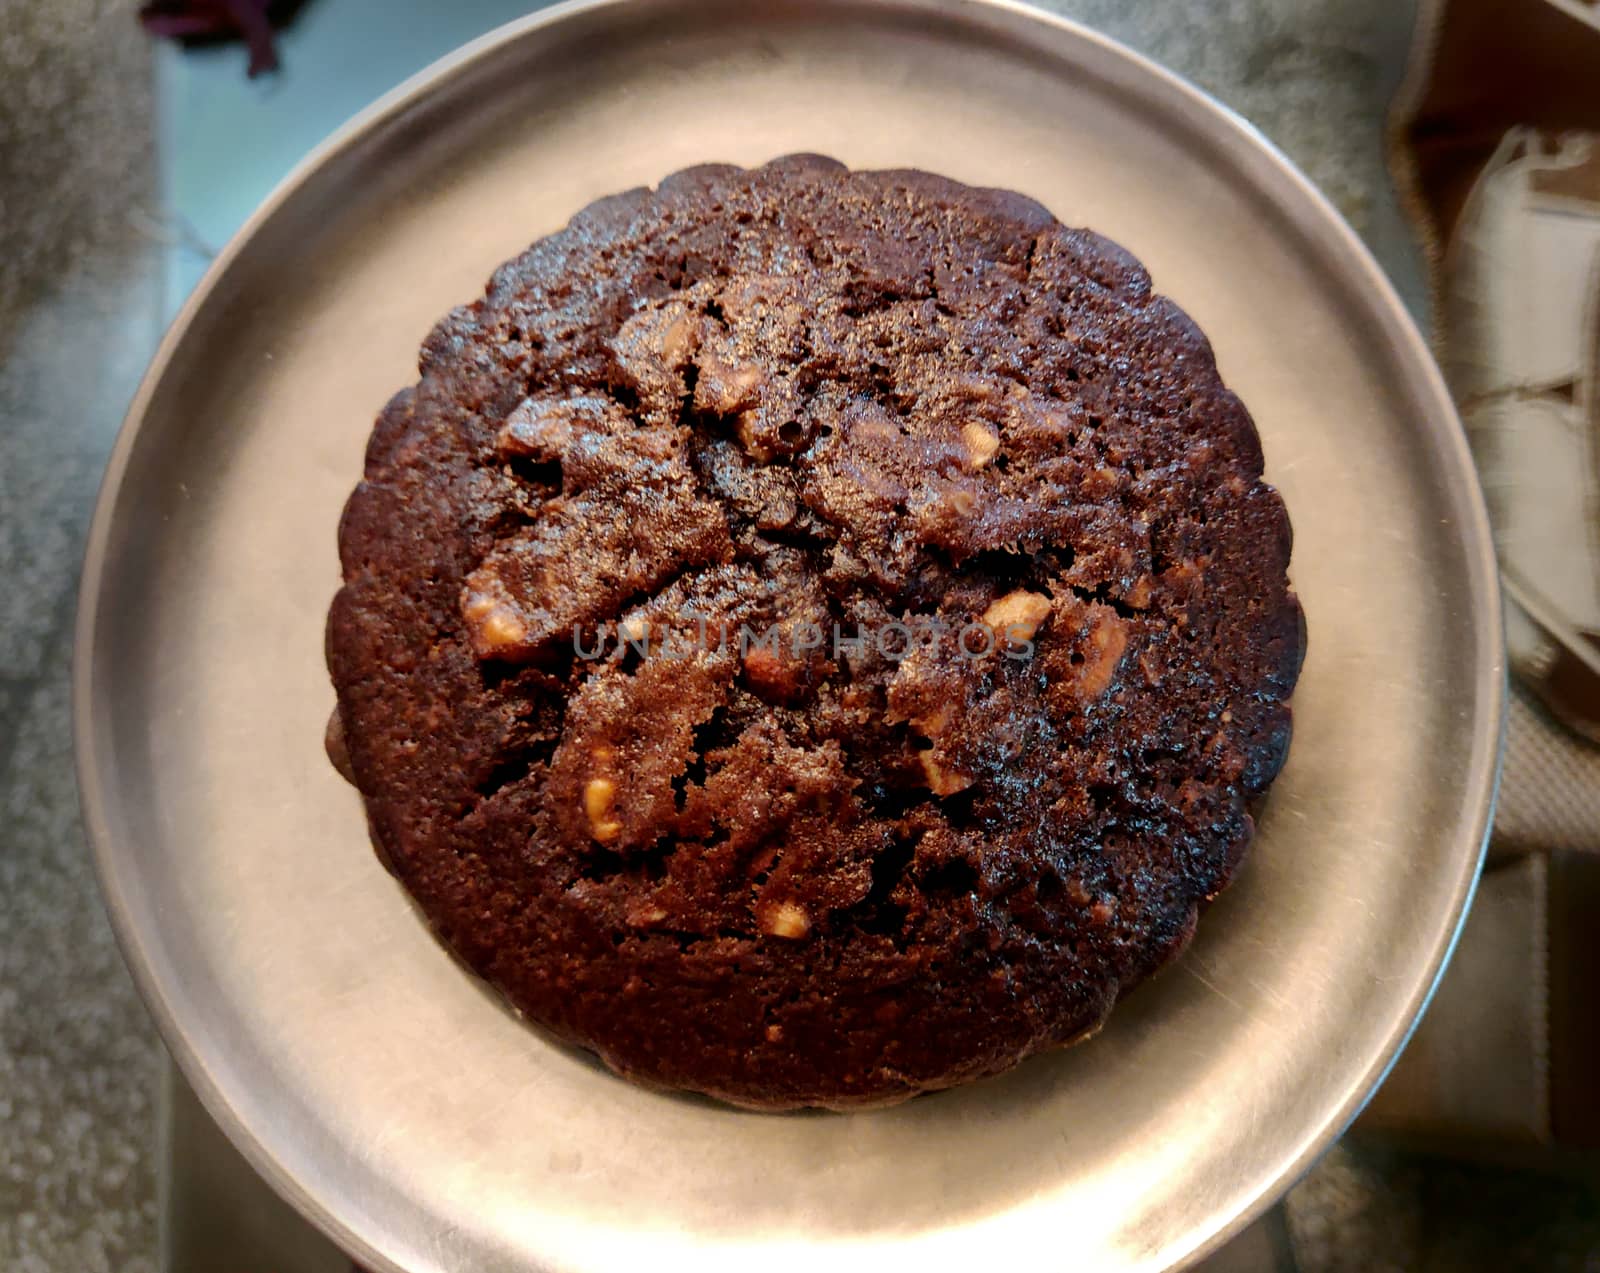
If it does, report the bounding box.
[325,154,1304,1109]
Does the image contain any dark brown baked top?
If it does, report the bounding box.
[326,155,1303,1109]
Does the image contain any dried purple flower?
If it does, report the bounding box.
[138,0,310,78]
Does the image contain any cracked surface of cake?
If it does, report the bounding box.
[326,154,1304,1109]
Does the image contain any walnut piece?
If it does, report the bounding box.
[944,486,977,517]
[761,900,812,939]
[919,751,973,796]
[463,586,529,656]
[694,354,765,416]
[659,312,702,365]
[961,422,1000,469]
[1076,611,1129,700]
[913,702,953,738]
[982,590,1053,644]
[617,615,651,646]
[583,748,622,843]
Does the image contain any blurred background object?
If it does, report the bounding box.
[0,1,1596,1270]
[138,0,311,77]
[1358,0,1600,1163]
[1393,0,1600,753]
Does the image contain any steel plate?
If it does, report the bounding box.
[75,1,1505,1270]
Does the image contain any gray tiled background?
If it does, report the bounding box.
[0,1,1596,1270]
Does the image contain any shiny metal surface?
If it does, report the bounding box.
[75,1,1505,1270]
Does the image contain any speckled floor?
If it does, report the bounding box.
[0,1,1595,1270]
[1,2,164,1271]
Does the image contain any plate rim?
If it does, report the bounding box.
[73,1,1507,1269]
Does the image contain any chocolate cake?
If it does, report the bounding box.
[325,155,1304,1109]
